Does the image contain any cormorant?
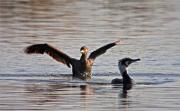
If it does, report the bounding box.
[111,57,140,90]
[25,40,120,80]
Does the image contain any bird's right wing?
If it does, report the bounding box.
[88,40,120,60]
[24,43,72,68]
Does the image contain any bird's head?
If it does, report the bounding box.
[118,57,140,74]
[80,46,89,54]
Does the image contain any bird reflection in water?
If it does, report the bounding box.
[80,84,94,95]
[116,85,132,111]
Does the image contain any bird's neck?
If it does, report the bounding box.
[121,70,132,84]
[121,70,130,78]
[119,65,132,84]
[80,53,87,62]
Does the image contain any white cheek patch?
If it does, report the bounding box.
[126,67,128,73]
[80,50,84,53]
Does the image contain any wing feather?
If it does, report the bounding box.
[88,40,120,60]
[25,43,72,68]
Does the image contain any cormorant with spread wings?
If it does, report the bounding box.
[25,40,120,80]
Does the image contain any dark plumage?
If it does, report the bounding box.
[25,40,120,80]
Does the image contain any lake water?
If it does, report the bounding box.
[0,0,180,110]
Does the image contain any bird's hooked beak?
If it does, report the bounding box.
[131,58,141,63]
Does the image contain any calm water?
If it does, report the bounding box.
[0,0,180,110]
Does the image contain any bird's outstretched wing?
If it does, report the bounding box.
[88,40,120,60]
[24,43,72,68]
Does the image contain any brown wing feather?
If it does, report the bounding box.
[24,43,72,68]
[88,40,120,60]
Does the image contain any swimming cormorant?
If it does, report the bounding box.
[111,58,140,90]
[25,40,120,80]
